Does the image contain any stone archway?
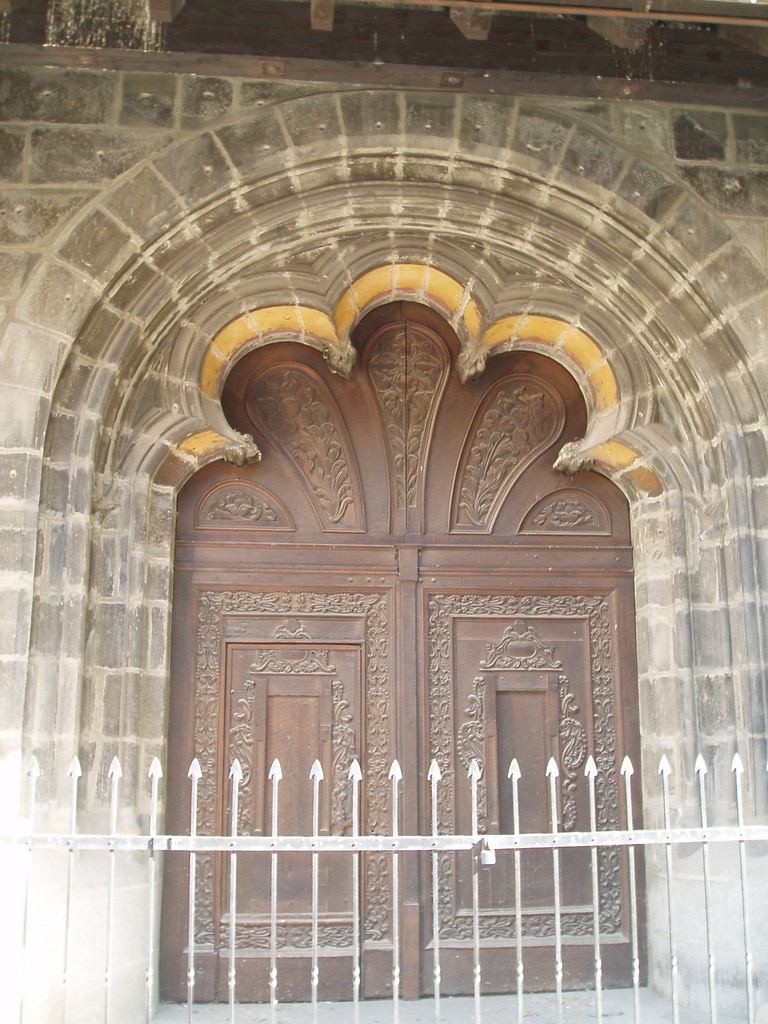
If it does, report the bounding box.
[13,90,768,1017]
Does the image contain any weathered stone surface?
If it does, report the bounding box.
[15,261,99,339]
[404,93,457,140]
[560,129,627,191]
[457,94,512,154]
[338,89,401,139]
[0,252,34,299]
[705,246,768,311]
[0,68,117,124]
[0,190,90,245]
[663,195,730,262]
[681,166,768,216]
[181,76,233,128]
[615,159,681,220]
[30,127,175,185]
[514,109,570,169]
[622,105,671,158]
[59,209,135,285]
[0,323,65,393]
[121,73,177,128]
[0,127,24,182]
[239,80,322,110]
[153,133,235,206]
[216,114,289,178]
[103,165,184,242]
[673,110,728,162]
[732,113,768,166]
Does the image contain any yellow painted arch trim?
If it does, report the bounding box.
[201,305,341,398]
[479,314,618,415]
[334,264,483,342]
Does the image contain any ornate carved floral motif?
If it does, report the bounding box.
[193,589,392,948]
[482,622,562,671]
[428,593,621,940]
[521,491,610,535]
[366,325,448,510]
[250,367,361,528]
[454,379,564,532]
[204,489,280,524]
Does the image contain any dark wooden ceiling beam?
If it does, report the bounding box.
[149,0,186,22]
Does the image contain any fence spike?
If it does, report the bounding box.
[109,755,123,780]
[309,758,323,782]
[585,755,597,778]
[507,758,521,781]
[546,756,559,779]
[428,759,442,782]
[620,755,634,777]
[348,758,362,783]
[467,758,482,781]
[731,752,744,774]
[188,757,202,781]
[148,756,163,781]
[695,754,708,776]
[269,758,283,781]
[68,755,82,780]
[27,755,40,781]
[230,758,243,783]
[658,753,672,776]
[389,758,402,782]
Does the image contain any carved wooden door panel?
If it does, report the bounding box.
[161,302,642,1002]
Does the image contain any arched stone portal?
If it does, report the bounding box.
[12,89,767,1018]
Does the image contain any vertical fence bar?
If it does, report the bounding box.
[546,758,563,1024]
[310,760,323,1024]
[186,758,201,1024]
[508,759,524,1024]
[104,757,122,1024]
[146,758,162,1024]
[468,759,482,1024]
[732,754,754,1024]
[695,755,717,1024]
[659,755,679,1024]
[19,756,40,1024]
[349,760,363,1024]
[621,756,641,1024]
[389,759,402,1024]
[585,756,602,1024]
[428,760,442,1024]
[268,759,282,1024]
[62,756,81,1024]
[228,759,243,1024]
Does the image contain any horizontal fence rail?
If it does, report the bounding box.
[3,752,766,1024]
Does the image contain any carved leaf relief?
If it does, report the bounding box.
[520,489,610,535]
[249,367,363,530]
[453,378,565,532]
[482,622,563,671]
[197,484,293,530]
[366,324,449,511]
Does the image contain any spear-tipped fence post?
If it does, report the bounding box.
[620,755,641,1024]
[732,754,755,1024]
[585,756,602,1024]
[268,758,282,1024]
[546,757,563,1024]
[659,755,679,1024]
[62,756,81,1024]
[19,756,40,1024]
[105,756,122,1024]
[349,759,363,1024]
[428,760,442,1024]
[186,758,201,1024]
[695,754,717,1024]
[389,759,402,1024]
[228,759,243,1024]
[310,759,324,1024]
[468,758,482,1024]
[508,758,523,1024]
[146,757,163,1024]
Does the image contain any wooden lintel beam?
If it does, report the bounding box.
[719,24,768,58]
[0,0,25,12]
[311,0,335,32]
[450,7,493,40]
[149,0,186,23]
[586,14,649,50]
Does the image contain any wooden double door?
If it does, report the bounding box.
[161,303,642,1002]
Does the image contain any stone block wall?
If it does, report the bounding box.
[1,60,767,1019]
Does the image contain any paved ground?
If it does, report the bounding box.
[154,988,750,1023]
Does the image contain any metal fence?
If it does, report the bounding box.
[4,752,768,1024]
